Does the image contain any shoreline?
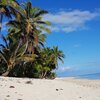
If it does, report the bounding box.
[57,76,100,80]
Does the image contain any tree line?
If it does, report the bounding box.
[0,0,64,79]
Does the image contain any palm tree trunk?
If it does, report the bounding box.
[14,38,22,56]
[40,71,44,79]
[43,71,47,78]
[35,34,38,47]
[2,64,13,76]
[2,70,10,76]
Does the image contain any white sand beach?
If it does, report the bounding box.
[0,77,100,100]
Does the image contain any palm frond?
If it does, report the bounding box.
[34,10,48,18]
[38,25,51,33]
[7,20,20,28]
[0,44,6,49]
[0,35,9,49]
[17,54,36,62]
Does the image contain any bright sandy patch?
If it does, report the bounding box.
[0,77,100,100]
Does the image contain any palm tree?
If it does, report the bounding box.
[7,2,51,54]
[51,46,65,67]
[0,35,36,76]
[33,47,64,78]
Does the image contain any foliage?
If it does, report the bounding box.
[0,0,64,79]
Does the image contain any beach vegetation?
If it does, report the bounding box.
[0,0,64,79]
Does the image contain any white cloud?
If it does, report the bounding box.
[58,66,71,72]
[43,9,100,33]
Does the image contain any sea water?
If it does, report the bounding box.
[77,73,100,80]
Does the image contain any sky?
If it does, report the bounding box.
[1,0,100,77]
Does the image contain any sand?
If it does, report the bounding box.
[0,76,100,100]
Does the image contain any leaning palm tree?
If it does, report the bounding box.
[40,46,65,71]
[7,2,51,53]
[51,46,65,66]
[52,46,64,64]
[0,35,36,76]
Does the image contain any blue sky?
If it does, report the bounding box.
[30,0,100,77]
[1,0,100,77]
